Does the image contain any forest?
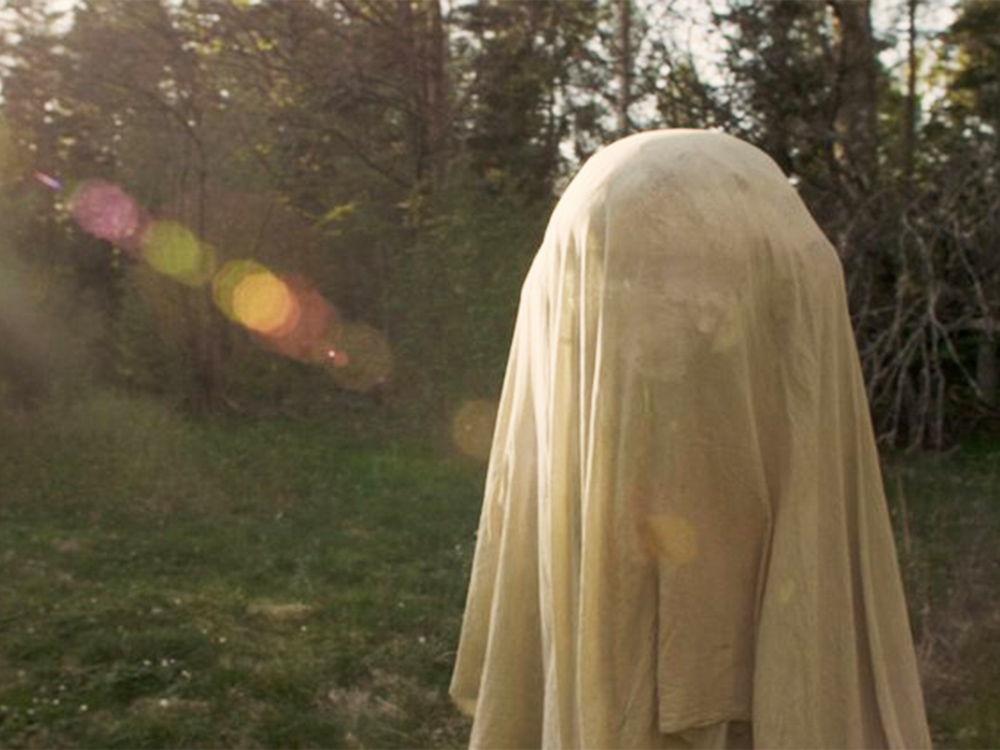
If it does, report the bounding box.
[0,0,996,448]
[0,1,998,748]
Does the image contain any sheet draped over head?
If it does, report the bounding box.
[450,130,931,749]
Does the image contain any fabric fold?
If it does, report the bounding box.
[450,129,931,749]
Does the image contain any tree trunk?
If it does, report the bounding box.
[829,0,878,194]
[617,0,632,137]
[195,167,223,414]
[396,0,426,186]
[902,0,918,193]
[426,0,449,188]
[765,5,796,176]
[394,0,449,191]
[978,325,999,407]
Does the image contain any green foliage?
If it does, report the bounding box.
[946,0,1000,133]
[0,406,483,748]
[0,218,102,409]
[112,265,197,403]
[0,391,210,520]
[456,0,622,192]
[716,1,841,206]
[456,0,600,197]
[389,168,551,430]
[0,0,997,440]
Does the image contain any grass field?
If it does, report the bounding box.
[0,392,998,748]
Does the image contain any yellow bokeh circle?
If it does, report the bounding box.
[213,260,268,321]
[452,399,498,461]
[232,271,297,335]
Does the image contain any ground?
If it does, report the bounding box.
[0,393,997,748]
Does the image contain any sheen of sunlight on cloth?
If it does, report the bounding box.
[450,130,931,749]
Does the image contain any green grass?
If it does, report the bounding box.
[0,393,480,748]
[884,443,1000,749]
[0,391,997,748]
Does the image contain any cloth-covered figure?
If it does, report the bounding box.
[450,130,931,749]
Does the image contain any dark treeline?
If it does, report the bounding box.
[0,0,997,449]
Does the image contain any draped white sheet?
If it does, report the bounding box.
[450,130,931,750]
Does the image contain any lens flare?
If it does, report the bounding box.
[256,276,341,363]
[232,271,297,334]
[51,174,349,373]
[328,322,392,392]
[326,348,349,368]
[33,171,62,191]
[452,399,498,461]
[258,284,303,338]
[213,260,269,321]
[70,180,142,246]
[141,220,217,286]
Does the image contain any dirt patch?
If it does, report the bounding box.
[52,539,85,553]
[327,685,403,722]
[246,600,314,621]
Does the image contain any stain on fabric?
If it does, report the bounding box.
[646,513,698,564]
[778,579,796,605]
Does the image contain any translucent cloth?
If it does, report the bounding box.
[450,130,931,749]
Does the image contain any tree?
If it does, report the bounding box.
[717,1,839,210]
[454,0,603,198]
[828,0,879,196]
[842,0,1000,446]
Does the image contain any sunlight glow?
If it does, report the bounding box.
[256,276,340,363]
[452,399,498,461]
[141,220,216,286]
[328,322,392,392]
[232,271,297,334]
[213,260,269,321]
[326,349,349,368]
[61,176,349,371]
